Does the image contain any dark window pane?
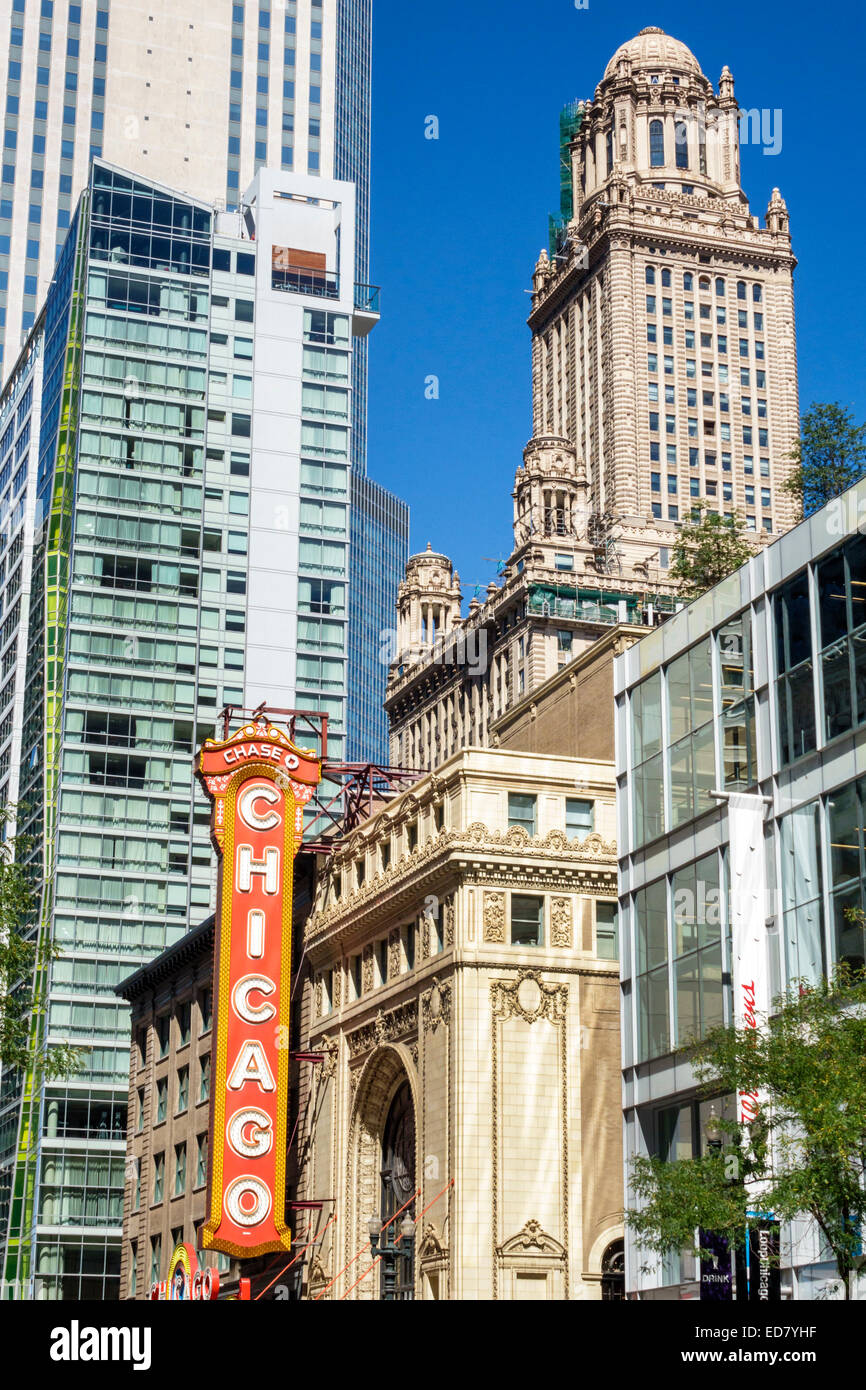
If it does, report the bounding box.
[817,552,848,648]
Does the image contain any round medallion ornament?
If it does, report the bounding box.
[517,976,543,1017]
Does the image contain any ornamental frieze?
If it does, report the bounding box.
[346,1000,419,1060]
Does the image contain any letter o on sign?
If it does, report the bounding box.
[225,1174,272,1227]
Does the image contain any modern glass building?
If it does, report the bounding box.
[0,0,370,375]
[615,477,866,1300]
[0,157,377,1298]
[347,472,408,764]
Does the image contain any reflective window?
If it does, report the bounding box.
[775,570,816,764]
[672,856,723,1044]
[667,640,715,828]
[649,119,665,167]
[780,803,824,986]
[828,778,866,971]
[636,878,669,1059]
[718,616,757,788]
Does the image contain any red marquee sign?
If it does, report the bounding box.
[195,720,320,1259]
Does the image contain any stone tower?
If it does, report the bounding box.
[531,26,799,546]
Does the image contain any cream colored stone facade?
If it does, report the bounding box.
[386,27,799,775]
[295,748,624,1300]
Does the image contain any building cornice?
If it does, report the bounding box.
[306,823,617,954]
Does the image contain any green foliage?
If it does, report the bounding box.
[0,806,81,1081]
[668,502,754,599]
[782,402,866,518]
[627,966,866,1298]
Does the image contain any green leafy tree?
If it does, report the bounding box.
[627,966,866,1299]
[782,402,866,518]
[0,807,80,1080]
[668,502,754,600]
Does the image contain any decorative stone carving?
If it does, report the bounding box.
[491,968,567,1025]
[418,1222,448,1259]
[362,943,374,994]
[332,966,342,1009]
[443,896,454,947]
[421,979,452,1035]
[309,1252,330,1290]
[550,896,573,948]
[314,974,323,1017]
[388,928,401,980]
[319,1035,338,1080]
[483,891,505,943]
[497,1219,567,1258]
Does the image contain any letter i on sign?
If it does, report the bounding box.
[195,721,320,1258]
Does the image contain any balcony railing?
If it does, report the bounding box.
[272,264,340,299]
[353,282,380,314]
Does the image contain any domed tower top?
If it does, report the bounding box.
[603,26,703,80]
[569,27,744,214]
[395,543,462,664]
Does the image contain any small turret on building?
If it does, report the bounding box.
[395,543,462,667]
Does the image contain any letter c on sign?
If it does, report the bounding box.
[232,973,276,1024]
[237,781,281,832]
[225,1175,272,1228]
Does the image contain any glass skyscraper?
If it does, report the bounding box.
[0,0,408,770]
[0,157,375,1298]
[347,472,409,764]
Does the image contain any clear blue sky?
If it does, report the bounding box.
[366,0,866,595]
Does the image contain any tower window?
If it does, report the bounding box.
[675,121,689,169]
[649,120,665,167]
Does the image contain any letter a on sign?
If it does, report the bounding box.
[196,720,320,1257]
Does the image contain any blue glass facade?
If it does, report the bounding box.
[347,472,408,765]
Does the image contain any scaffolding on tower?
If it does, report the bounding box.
[548,99,584,257]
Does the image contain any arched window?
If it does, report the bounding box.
[606,126,614,176]
[645,265,655,285]
[380,1081,416,1300]
[753,284,762,303]
[675,120,689,169]
[649,119,665,167]
[601,1240,625,1300]
[715,277,725,297]
[699,276,710,292]
[737,281,746,301]
[683,272,693,291]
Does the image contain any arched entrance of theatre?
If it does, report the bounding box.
[346,1045,418,1300]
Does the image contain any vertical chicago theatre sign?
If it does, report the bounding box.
[195,719,321,1258]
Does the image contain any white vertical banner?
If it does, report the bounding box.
[728,792,770,1127]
